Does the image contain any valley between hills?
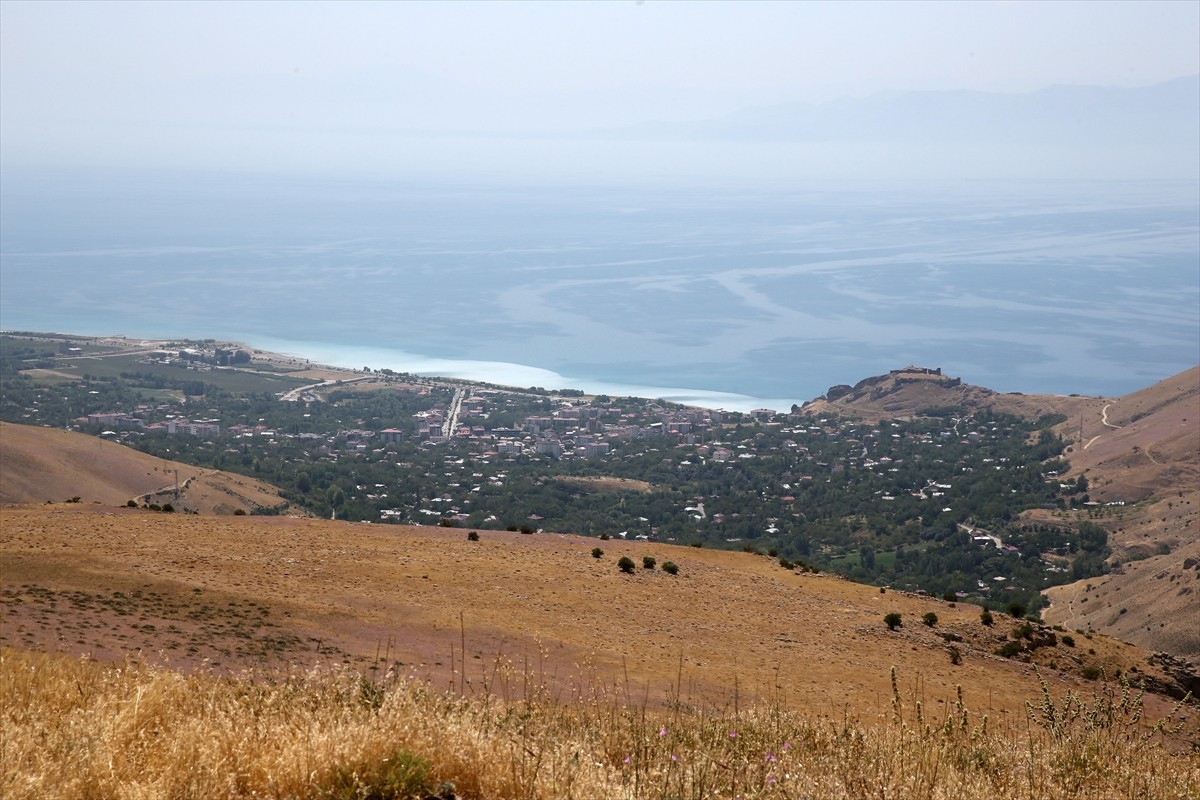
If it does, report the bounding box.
[1,333,1197,798]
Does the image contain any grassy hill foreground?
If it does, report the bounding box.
[2,503,1197,798]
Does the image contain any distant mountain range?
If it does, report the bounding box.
[603,75,1200,149]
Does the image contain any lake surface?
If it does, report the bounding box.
[2,169,1197,410]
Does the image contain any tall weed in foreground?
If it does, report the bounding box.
[1,648,1197,799]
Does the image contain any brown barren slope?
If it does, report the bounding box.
[1042,366,1200,658]
[0,421,284,514]
[801,366,1095,423]
[2,504,1194,739]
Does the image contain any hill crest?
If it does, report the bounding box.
[800,365,1092,422]
[0,421,284,514]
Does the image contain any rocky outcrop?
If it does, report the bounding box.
[824,384,854,401]
[1146,652,1200,701]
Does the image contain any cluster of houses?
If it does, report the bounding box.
[86,410,220,437]
[400,393,728,460]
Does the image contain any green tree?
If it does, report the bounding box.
[327,487,345,509]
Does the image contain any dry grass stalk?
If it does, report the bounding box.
[3,648,1197,799]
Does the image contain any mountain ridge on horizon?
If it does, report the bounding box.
[595,74,1200,147]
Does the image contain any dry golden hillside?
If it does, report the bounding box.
[1042,366,1200,659]
[0,421,285,514]
[1058,365,1199,505]
[2,504,1194,737]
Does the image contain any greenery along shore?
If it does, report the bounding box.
[1,333,1106,614]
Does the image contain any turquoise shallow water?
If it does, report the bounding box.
[2,170,1197,408]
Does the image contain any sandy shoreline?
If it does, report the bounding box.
[4,329,801,411]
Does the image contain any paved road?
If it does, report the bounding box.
[443,387,466,438]
[280,376,372,402]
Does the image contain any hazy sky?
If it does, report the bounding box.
[2,0,1198,178]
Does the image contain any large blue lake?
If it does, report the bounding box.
[1,170,1196,411]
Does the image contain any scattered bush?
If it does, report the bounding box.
[662,561,679,575]
[642,556,656,570]
[948,645,962,665]
[125,500,138,508]
[980,609,994,626]
[617,556,636,574]
[996,641,1023,658]
[1015,622,1034,640]
[1061,634,1076,647]
[922,612,938,627]
[884,612,902,630]
[438,517,456,527]
[767,548,779,557]
[592,547,604,559]
[779,557,795,570]
[148,504,161,512]
[233,508,246,515]
[1007,602,1026,618]
[598,533,610,540]
[690,542,703,548]
[467,531,479,542]
[319,749,433,800]
[519,525,534,535]
[161,503,175,513]
[1081,665,1102,680]
[942,592,957,602]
